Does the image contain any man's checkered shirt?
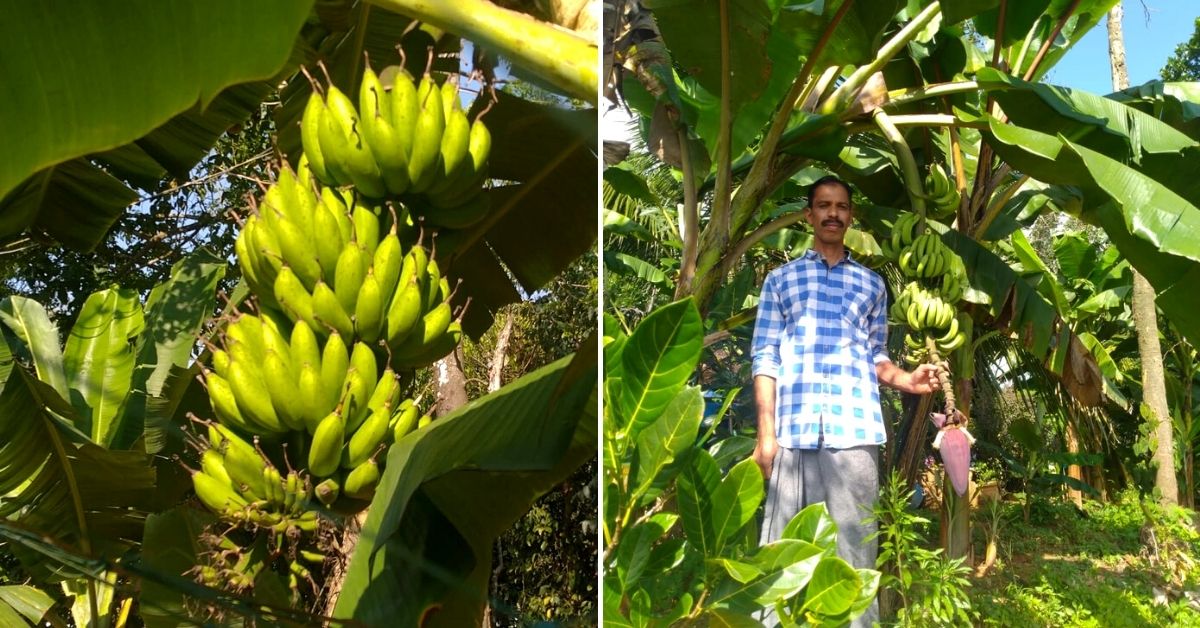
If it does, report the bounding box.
[751,248,890,449]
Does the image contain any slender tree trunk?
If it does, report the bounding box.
[435,346,470,417]
[1108,2,1179,506]
[489,312,515,393]
[1066,408,1083,508]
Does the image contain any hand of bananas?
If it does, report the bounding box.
[923,163,960,220]
[196,312,427,512]
[301,63,492,229]
[236,157,464,371]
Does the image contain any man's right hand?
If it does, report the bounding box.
[752,436,779,480]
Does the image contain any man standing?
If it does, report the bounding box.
[751,176,940,627]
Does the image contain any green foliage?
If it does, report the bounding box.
[869,472,977,627]
[604,300,878,625]
[1162,17,1200,81]
[973,493,1200,627]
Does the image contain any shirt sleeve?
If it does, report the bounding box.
[869,277,890,365]
[752,271,784,378]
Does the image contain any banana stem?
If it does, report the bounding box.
[924,335,956,416]
[823,1,942,115]
[884,81,980,106]
[873,109,927,224]
[367,0,597,103]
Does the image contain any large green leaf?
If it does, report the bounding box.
[62,288,144,447]
[332,341,596,626]
[973,0,1117,80]
[0,297,68,399]
[1111,80,1200,141]
[709,457,764,554]
[118,250,226,452]
[615,299,703,439]
[711,538,825,611]
[1008,229,1069,315]
[0,585,55,625]
[0,1,314,247]
[0,368,156,582]
[615,513,678,594]
[800,556,861,617]
[631,385,704,505]
[677,449,721,557]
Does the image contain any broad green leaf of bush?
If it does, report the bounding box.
[706,607,764,627]
[615,298,702,439]
[801,556,862,618]
[631,385,703,505]
[710,457,765,555]
[616,513,678,593]
[677,448,721,556]
[711,539,825,611]
[781,502,839,550]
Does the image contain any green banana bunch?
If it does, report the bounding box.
[299,65,493,229]
[191,423,319,529]
[901,286,957,332]
[923,163,960,220]
[898,232,952,279]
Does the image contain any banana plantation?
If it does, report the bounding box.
[604,0,1200,625]
[0,1,596,626]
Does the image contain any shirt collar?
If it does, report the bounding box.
[802,247,858,268]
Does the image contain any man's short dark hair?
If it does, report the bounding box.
[806,175,853,208]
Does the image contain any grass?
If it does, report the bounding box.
[928,491,1200,626]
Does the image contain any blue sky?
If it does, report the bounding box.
[1047,1,1198,94]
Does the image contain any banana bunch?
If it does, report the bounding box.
[879,211,921,260]
[924,164,960,220]
[236,158,461,369]
[189,422,319,533]
[197,312,427,512]
[301,65,493,229]
[193,532,325,606]
[898,231,953,279]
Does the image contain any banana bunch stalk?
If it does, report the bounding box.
[301,64,493,230]
[923,163,960,220]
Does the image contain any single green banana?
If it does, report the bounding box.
[307,410,346,478]
[359,66,411,195]
[313,201,346,281]
[343,405,390,469]
[274,266,318,331]
[298,361,327,433]
[340,367,375,434]
[343,458,381,500]
[372,230,403,304]
[354,268,386,343]
[333,243,370,314]
[392,320,462,368]
[319,331,349,411]
[407,75,445,193]
[312,280,355,339]
[301,91,334,184]
[390,400,420,442]
[388,70,419,161]
[205,371,260,435]
[385,275,424,347]
[193,471,249,513]
[352,201,382,257]
[201,448,233,488]
[290,320,322,378]
[263,349,306,431]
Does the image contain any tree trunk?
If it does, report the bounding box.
[1066,408,1083,508]
[489,312,515,393]
[435,345,470,417]
[1108,2,1179,507]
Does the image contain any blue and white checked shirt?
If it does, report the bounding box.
[751,248,890,449]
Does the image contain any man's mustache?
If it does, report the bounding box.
[820,220,844,228]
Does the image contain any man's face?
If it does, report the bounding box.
[804,183,852,246]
